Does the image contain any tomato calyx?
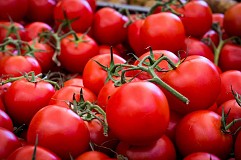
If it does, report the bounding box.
[69,88,108,136]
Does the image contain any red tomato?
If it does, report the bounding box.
[178,0,213,38]
[48,85,97,108]
[223,3,241,37]
[161,55,221,115]
[183,152,221,160]
[92,7,128,45]
[24,22,52,41]
[216,70,241,105]
[63,77,84,87]
[27,105,90,159]
[116,135,176,160]
[235,130,241,160]
[7,145,61,160]
[3,78,55,126]
[212,13,224,28]
[106,81,169,146]
[54,0,93,33]
[82,53,126,95]
[0,55,42,77]
[140,12,185,53]
[0,109,13,131]
[75,151,109,160]
[0,127,22,159]
[219,43,241,72]
[85,0,96,12]
[0,0,28,21]
[175,110,233,159]
[26,0,57,23]
[58,33,99,73]
[202,29,219,50]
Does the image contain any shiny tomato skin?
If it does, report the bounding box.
[58,33,99,73]
[75,151,109,160]
[183,152,221,160]
[0,109,13,131]
[140,12,185,53]
[82,53,126,95]
[161,55,221,115]
[175,110,233,159]
[0,127,22,159]
[27,105,90,160]
[7,145,61,160]
[54,0,93,33]
[116,135,176,160]
[219,43,241,72]
[106,81,169,146]
[223,3,241,37]
[3,79,55,126]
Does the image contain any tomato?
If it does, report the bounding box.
[0,99,5,111]
[212,13,224,28]
[7,145,61,160]
[0,55,42,77]
[218,43,241,72]
[183,152,221,160]
[63,77,84,87]
[54,0,93,33]
[178,0,213,38]
[235,130,241,160]
[140,12,185,53]
[49,85,96,108]
[27,105,90,159]
[26,0,57,23]
[175,110,233,159]
[106,81,169,146]
[75,151,109,160]
[216,70,241,106]
[24,22,52,41]
[116,135,176,160]
[223,3,241,37]
[0,109,13,131]
[202,29,219,50]
[82,53,126,95]
[0,127,22,159]
[85,0,96,12]
[0,0,28,21]
[161,55,221,115]
[92,7,128,45]
[58,33,99,73]
[3,78,55,126]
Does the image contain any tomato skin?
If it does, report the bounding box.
[178,0,213,38]
[58,33,99,73]
[24,22,52,41]
[223,3,241,37]
[235,131,241,160]
[75,151,109,160]
[3,79,55,126]
[82,53,126,95]
[183,152,221,160]
[116,135,176,160]
[54,0,93,33]
[27,105,90,160]
[175,110,233,159]
[92,7,128,45]
[140,12,185,53]
[0,109,13,131]
[161,55,221,115]
[7,145,61,160]
[216,70,241,106]
[0,127,22,159]
[219,43,241,72]
[0,0,28,21]
[106,81,169,146]
[63,77,84,87]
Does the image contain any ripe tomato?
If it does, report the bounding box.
[82,53,126,95]
[235,130,241,160]
[0,127,22,159]
[24,22,52,41]
[58,33,99,73]
[106,81,169,146]
[27,105,90,159]
[3,78,55,126]
[140,12,185,53]
[183,152,221,160]
[175,110,233,159]
[116,135,176,160]
[54,0,93,33]
[92,7,128,45]
[161,55,221,115]
[75,151,109,160]
[223,3,241,37]
[0,109,13,131]
[7,145,61,160]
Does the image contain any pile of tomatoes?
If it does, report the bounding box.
[0,0,241,160]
